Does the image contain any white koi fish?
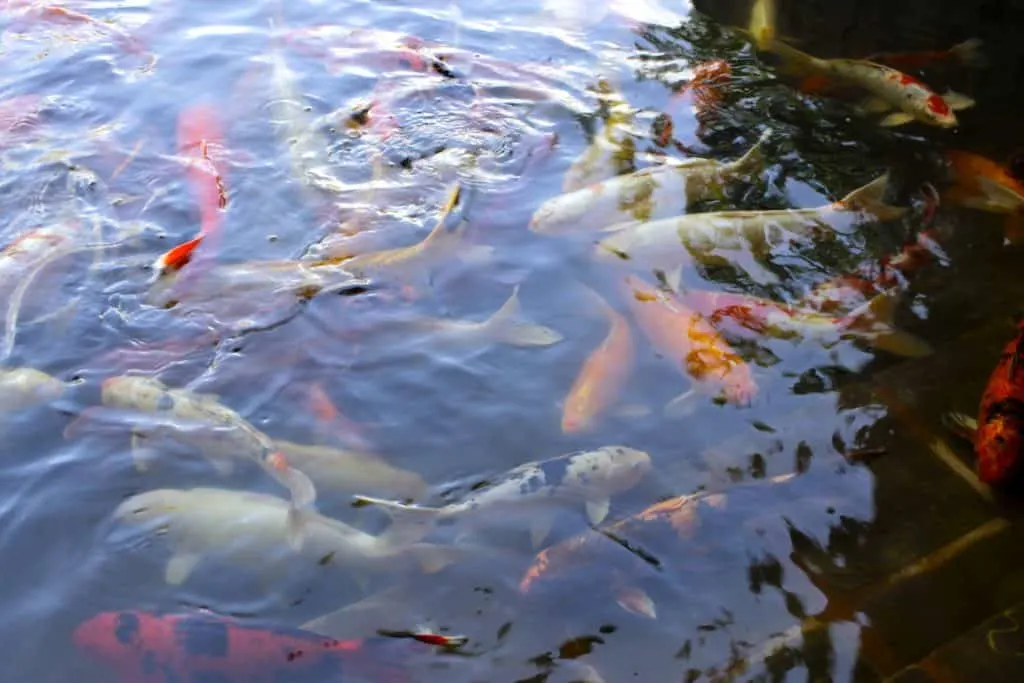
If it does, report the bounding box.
[90,376,317,547]
[354,445,651,547]
[0,367,66,412]
[594,173,906,270]
[273,440,428,500]
[529,128,772,235]
[113,487,466,586]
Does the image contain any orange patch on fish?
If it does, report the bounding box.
[624,276,756,407]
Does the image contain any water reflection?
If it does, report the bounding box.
[2,0,1022,682]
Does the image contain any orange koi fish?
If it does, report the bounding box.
[561,286,635,434]
[74,609,459,683]
[623,275,756,408]
[9,4,150,58]
[152,105,230,276]
[302,381,376,451]
[947,322,1024,487]
[864,38,987,72]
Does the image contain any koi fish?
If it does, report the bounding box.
[561,285,635,433]
[338,183,493,281]
[7,4,151,59]
[353,445,651,547]
[865,38,987,72]
[274,440,428,500]
[623,275,756,409]
[0,366,66,411]
[151,105,230,277]
[946,323,1024,487]
[763,39,974,127]
[518,473,799,608]
[73,609,448,683]
[680,288,933,357]
[70,375,316,547]
[529,128,771,235]
[595,173,906,271]
[561,79,637,193]
[943,150,1024,215]
[113,487,467,585]
[397,285,564,348]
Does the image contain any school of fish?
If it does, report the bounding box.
[2,0,1023,681]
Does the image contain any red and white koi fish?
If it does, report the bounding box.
[763,39,974,127]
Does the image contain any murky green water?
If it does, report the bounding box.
[4,1,1024,682]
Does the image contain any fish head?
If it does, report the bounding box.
[568,445,652,494]
[0,367,65,409]
[922,94,958,128]
[112,488,192,526]
[74,610,163,677]
[101,375,169,411]
[976,416,1024,486]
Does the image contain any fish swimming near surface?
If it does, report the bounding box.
[274,440,428,500]
[73,609,448,683]
[561,285,636,433]
[71,375,317,547]
[623,274,756,410]
[561,79,637,193]
[113,487,469,586]
[529,128,772,235]
[353,445,652,547]
[942,150,1024,221]
[761,38,974,127]
[0,366,66,412]
[946,322,1024,487]
[680,287,933,358]
[518,473,800,615]
[594,173,907,272]
[863,38,987,72]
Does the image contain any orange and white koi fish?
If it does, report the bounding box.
[681,287,933,357]
[763,39,974,127]
[624,275,756,409]
[151,104,230,277]
[561,285,635,434]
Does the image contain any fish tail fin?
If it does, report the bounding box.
[420,182,494,264]
[950,38,987,68]
[480,285,564,347]
[408,543,470,574]
[837,173,908,220]
[839,288,934,357]
[748,0,777,51]
[726,127,773,176]
[975,176,1024,213]
[268,451,318,551]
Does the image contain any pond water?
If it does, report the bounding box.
[3,0,1024,681]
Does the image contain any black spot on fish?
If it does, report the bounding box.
[114,612,140,645]
[141,650,158,675]
[287,649,304,662]
[176,617,229,658]
[272,653,344,683]
[985,398,1024,425]
[538,456,571,489]
[189,672,232,683]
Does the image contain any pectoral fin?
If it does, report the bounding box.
[529,512,555,549]
[857,97,891,114]
[943,90,975,112]
[615,585,657,619]
[663,388,700,418]
[165,552,201,585]
[878,112,915,127]
[585,497,611,525]
[943,411,979,442]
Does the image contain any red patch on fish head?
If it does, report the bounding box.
[977,415,1024,485]
[927,93,951,116]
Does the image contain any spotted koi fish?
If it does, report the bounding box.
[764,38,974,127]
[947,323,1024,487]
[74,609,455,683]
